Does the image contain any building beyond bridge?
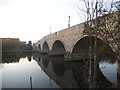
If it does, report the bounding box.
[34,11,120,61]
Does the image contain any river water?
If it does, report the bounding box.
[0,53,120,89]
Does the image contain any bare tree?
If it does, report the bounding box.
[78,0,120,88]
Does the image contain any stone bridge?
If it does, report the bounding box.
[33,11,119,61]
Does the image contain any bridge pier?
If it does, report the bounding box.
[40,51,48,54]
[64,52,72,61]
[48,51,65,56]
[47,51,72,62]
[36,50,41,53]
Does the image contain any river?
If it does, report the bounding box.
[0,52,120,89]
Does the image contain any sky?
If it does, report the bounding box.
[0,0,82,42]
[0,0,118,43]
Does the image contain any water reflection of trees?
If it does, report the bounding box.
[33,53,119,88]
[71,61,113,88]
[97,45,116,64]
[2,53,32,63]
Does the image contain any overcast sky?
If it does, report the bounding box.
[0,0,118,43]
[0,0,83,42]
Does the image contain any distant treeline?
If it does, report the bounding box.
[2,39,33,53]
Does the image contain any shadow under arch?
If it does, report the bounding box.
[71,36,115,61]
[38,44,41,52]
[50,56,65,77]
[51,40,66,56]
[42,42,49,54]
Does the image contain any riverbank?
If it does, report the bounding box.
[2,49,34,53]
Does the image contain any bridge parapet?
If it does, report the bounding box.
[35,22,85,53]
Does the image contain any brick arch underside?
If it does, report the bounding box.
[42,42,49,54]
[50,40,66,56]
[71,36,114,60]
[38,44,41,51]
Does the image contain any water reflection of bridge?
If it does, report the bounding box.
[33,54,120,88]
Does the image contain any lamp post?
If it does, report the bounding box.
[68,16,70,28]
[50,27,51,34]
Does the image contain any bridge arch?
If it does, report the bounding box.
[38,44,41,51]
[51,40,66,56]
[42,41,49,54]
[71,36,103,60]
[34,45,37,51]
